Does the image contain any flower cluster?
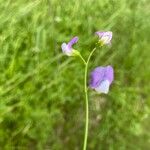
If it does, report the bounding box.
[61,31,114,94]
[61,31,115,150]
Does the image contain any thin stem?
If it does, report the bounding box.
[83,64,88,150]
[83,47,96,150]
[86,48,97,67]
[78,53,87,65]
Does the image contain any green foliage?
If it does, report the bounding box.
[0,0,149,149]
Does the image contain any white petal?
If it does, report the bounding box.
[101,32,112,44]
[101,36,110,44]
[95,80,110,94]
[61,43,67,52]
[61,43,72,56]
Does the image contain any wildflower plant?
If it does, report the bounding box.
[61,31,114,150]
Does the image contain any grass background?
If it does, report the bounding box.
[0,0,150,149]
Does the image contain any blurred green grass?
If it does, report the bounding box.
[0,0,150,149]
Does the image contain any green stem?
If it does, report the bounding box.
[78,53,87,65]
[83,47,96,150]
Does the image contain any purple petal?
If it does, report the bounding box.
[68,36,79,49]
[103,65,114,83]
[89,66,114,89]
[95,31,104,38]
[89,67,105,88]
[61,36,79,56]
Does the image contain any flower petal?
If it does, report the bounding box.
[95,31,104,38]
[61,43,72,56]
[68,36,79,49]
[89,66,114,94]
[89,67,105,88]
[104,65,114,83]
[101,31,112,44]
[95,80,110,94]
[61,43,67,52]
[95,31,113,45]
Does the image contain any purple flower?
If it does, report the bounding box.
[61,36,79,56]
[90,66,114,94]
[95,31,112,45]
